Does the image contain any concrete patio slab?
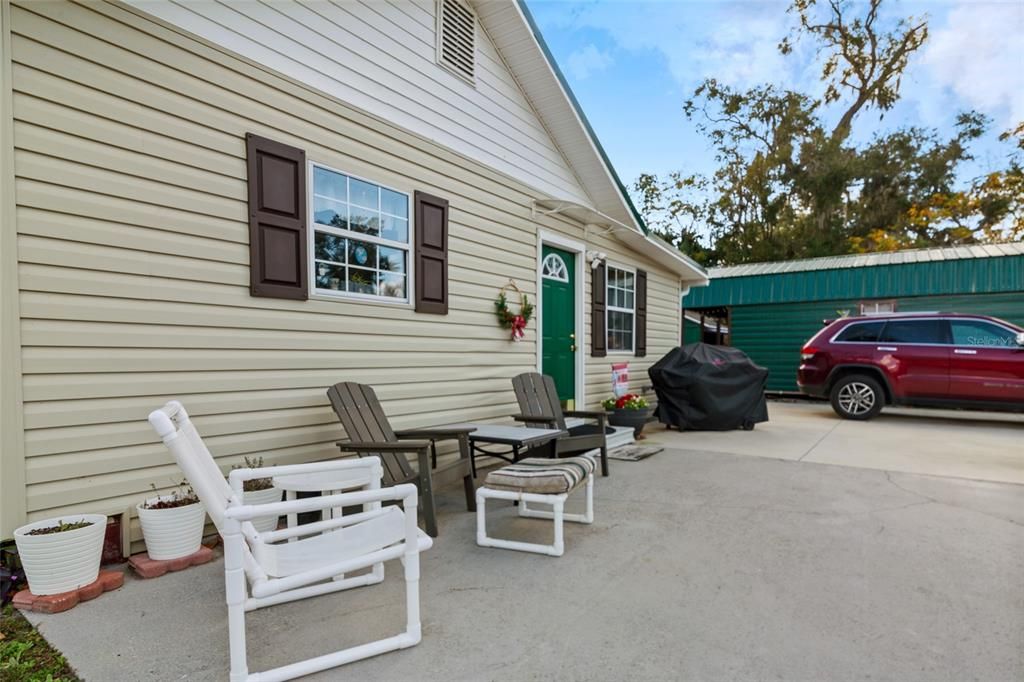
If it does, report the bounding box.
[25,443,1024,681]
[645,400,1024,484]
[643,400,839,462]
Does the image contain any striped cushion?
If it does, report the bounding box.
[483,456,595,494]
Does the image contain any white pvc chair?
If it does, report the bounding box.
[148,401,432,682]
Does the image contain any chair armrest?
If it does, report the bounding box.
[564,410,607,420]
[225,483,418,522]
[512,414,558,424]
[235,485,426,598]
[228,456,383,495]
[335,440,432,452]
[395,427,476,440]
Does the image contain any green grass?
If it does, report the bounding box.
[0,605,80,682]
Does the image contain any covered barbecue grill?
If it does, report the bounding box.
[648,343,769,431]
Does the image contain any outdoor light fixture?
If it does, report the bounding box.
[586,251,607,269]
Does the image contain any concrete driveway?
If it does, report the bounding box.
[25,408,1024,682]
[645,399,1024,485]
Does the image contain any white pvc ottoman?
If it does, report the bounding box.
[475,456,595,557]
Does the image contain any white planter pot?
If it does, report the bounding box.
[243,486,282,533]
[14,514,107,596]
[137,497,206,560]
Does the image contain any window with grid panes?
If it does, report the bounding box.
[310,164,410,302]
[606,266,635,352]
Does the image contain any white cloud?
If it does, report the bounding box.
[688,12,793,89]
[565,44,614,81]
[922,2,1024,126]
[541,1,806,93]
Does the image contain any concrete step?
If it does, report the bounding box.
[606,425,635,450]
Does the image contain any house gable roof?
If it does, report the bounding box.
[474,1,644,231]
[475,1,708,284]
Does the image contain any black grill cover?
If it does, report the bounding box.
[648,343,769,430]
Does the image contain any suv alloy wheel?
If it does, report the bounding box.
[829,374,884,420]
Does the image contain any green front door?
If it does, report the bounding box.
[541,245,576,402]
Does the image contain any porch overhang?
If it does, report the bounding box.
[532,199,709,286]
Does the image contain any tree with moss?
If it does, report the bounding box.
[637,0,1021,266]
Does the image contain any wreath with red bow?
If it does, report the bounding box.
[495,281,534,342]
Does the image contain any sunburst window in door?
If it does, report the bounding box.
[542,253,569,282]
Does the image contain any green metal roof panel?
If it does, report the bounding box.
[685,252,1024,307]
[709,242,1024,278]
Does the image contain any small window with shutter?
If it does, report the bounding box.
[606,265,636,353]
[309,162,411,303]
[600,265,647,356]
[436,0,476,84]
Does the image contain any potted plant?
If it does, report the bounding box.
[348,270,376,294]
[137,480,206,560]
[14,514,107,595]
[231,457,281,533]
[603,394,655,437]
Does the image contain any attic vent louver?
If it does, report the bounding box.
[437,0,475,83]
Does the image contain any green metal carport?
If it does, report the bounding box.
[682,243,1024,391]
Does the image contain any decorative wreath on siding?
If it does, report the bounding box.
[494,281,534,342]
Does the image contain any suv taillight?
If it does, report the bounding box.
[800,346,819,361]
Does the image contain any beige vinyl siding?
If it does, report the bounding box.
[120,0,594,210]
[1,0,29,539]
[8,0,681,542]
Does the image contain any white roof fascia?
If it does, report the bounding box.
[474,1,647,231]
[533,199,708,284]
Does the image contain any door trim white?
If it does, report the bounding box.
[537,230,586,407]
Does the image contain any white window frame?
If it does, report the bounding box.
[307,161,413,306]
[859,299,897,315]
[605,262,636,354]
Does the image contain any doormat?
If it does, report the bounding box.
[608,445,663,462]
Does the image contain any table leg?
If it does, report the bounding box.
[510,444,521,509]
[460,433,476,511]
[331,489,346,582]
[286,490,298,543]
[329,490,342,521]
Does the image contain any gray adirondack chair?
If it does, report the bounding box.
[511,373,610,476]
[327,382,475,537]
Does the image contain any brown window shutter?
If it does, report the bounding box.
[414,191,449,314]
[591,262,607,357]
[635,269,647,357]
[246,133,307,300]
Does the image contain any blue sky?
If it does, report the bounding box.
[525,0,1024,192]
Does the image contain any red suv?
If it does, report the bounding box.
[798,313,1024,419]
